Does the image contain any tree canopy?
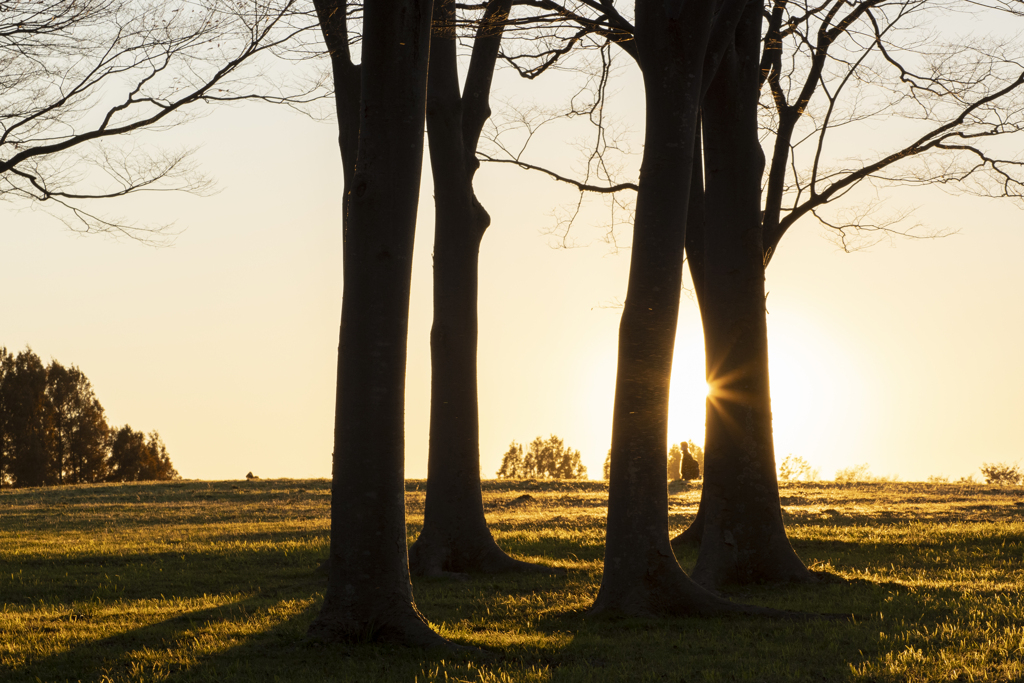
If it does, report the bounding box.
[0,347,178,487]
[496,435,587,479]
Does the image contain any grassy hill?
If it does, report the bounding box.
[1,478,1023,682]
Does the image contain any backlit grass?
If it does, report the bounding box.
[1,478,1023,681]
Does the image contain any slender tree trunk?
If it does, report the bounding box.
[671,1,813,588]
[408,0,557,577]
[590,0,753,618]
[308,0,448,646]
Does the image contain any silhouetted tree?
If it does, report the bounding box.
[106,427,178,482]
[526,435,586,479]
[0,347,176,487]
[307,0,449,648]
[45,361,110,484]
[495,435,586,479]
[496,441,527,479]
[409,0,556,578]
[499,0,1024,589]
[590,0,761,619]
[0,348,50,488]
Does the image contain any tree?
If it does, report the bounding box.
[107,427,178,482]
[673,0,1024,587]
[590,0,770,618]
[495,435,586,479]
[408,0,558,578]
[496,441,527,479]
[0,348,51,488]
[674,0,815,588]
[44,361,110,485]
[0,0,318,239]
[523,435,582,479]
[499,0,1024,589]
[307,0,450,648]
[0,347,176,487]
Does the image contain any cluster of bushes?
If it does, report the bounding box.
[596,440,703,481]
[496,435,587,479]
[979,462,1023,485]
[495,438,1022,486]
[0,347,178,488]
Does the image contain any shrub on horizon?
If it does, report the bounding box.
[834,463,900,483]
[979,462,1023,485]
[778,454,820,482]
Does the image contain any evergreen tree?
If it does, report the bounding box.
[0,348,50,487]
[106,427,178,482]
[0,346,177,487]
[496,441,525,478]
[45,361,109,484]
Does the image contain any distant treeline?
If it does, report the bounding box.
[0,347,178,488]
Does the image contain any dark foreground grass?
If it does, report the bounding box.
[2,478,1023,682]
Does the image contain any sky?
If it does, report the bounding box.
[3,12,1023,484]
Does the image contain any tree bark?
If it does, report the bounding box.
[307,0,448,647]
[407,0,556,577]
[590,0,754,618]
[671,0,813,588]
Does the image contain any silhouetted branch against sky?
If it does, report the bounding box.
[760,0,1024,258]
[482,3,640,248]
[475,0,1024,259]
[0,0,328,243]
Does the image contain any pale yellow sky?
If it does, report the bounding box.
[3,35,1023,483]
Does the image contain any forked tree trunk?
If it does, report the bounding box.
[590,0,755,618]
[407,0,555,577]
[308,0,448,647]
[670,1,812,588]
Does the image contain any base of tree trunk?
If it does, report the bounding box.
[589,547,785,619]
[409,527,565,578]
[307,597,459,649]
[688,502,818,589]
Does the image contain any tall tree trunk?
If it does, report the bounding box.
[672,0,812,588]
[590,0,753,618]
[408,0,558,577]
[307,0,448,647]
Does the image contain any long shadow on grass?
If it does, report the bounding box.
[0,544,326,605]
[8,595,304,683]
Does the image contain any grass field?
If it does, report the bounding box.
[2,478,1023,682]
